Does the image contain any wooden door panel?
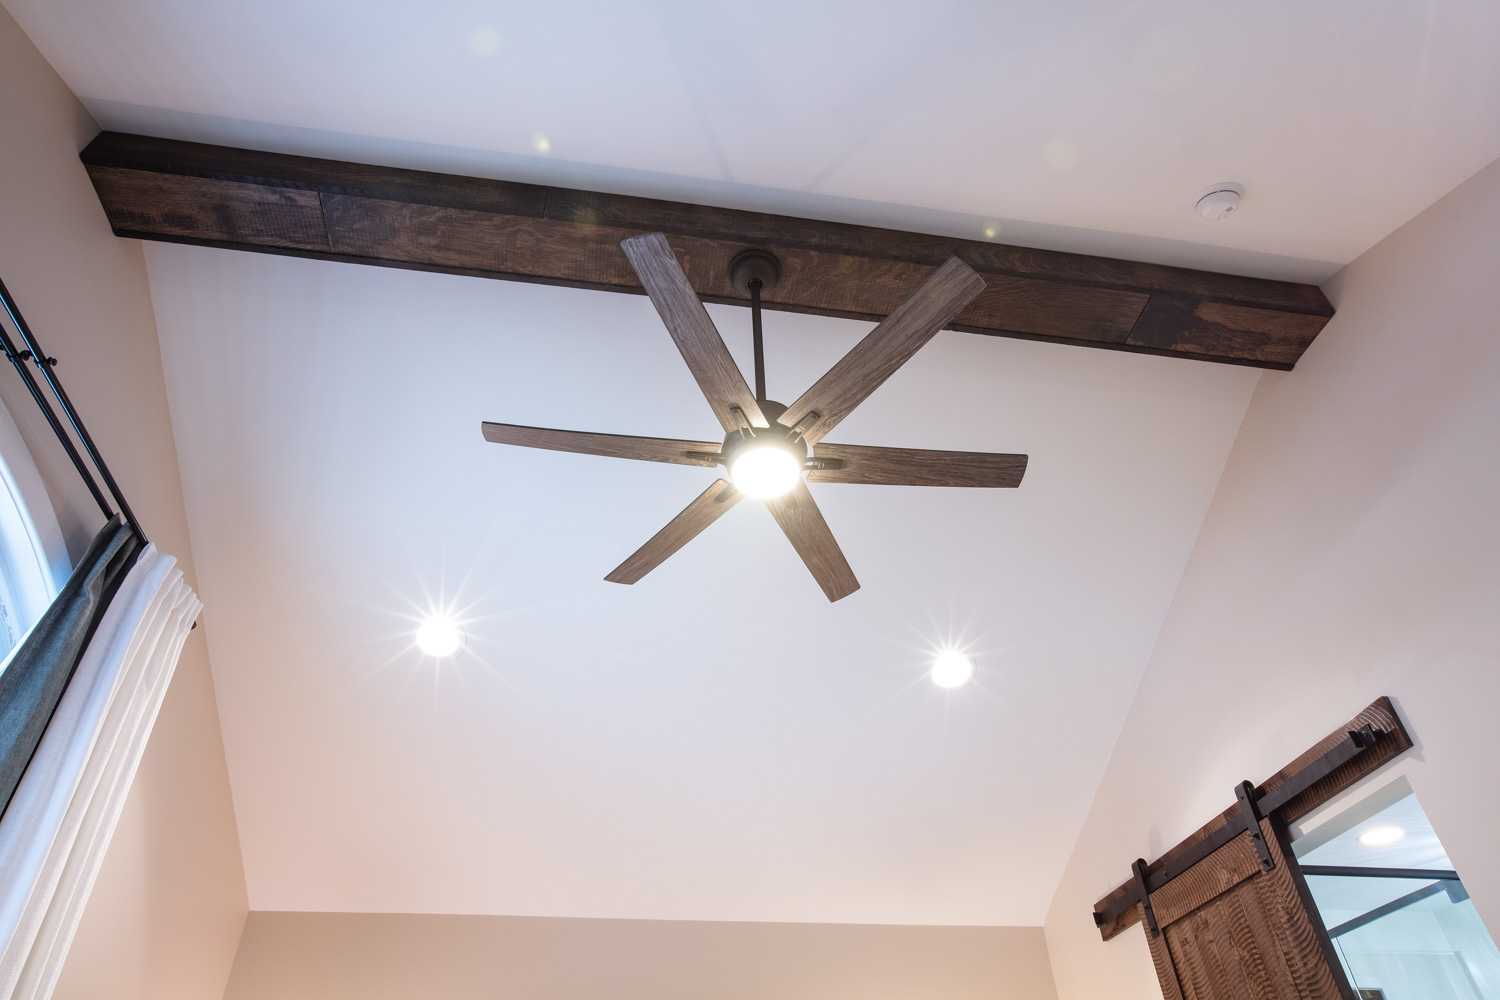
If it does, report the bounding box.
[1095,700,1411,943]
[1148,818,1347,1000]
[1147,910,1188,1000]
[1152,833,1262,927]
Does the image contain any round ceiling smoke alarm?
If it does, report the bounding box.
[1195,183,1244,221]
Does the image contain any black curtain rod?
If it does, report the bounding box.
[0,274,146,544]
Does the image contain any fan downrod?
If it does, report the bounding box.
[731,249,782,404]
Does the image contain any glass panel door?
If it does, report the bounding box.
[1294,785,1500,999]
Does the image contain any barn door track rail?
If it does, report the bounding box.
[1097,725,1377,935]
[1091,698,1413,941]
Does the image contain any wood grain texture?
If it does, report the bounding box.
[87,167,329,250]
[480,422,721,466]
[1258,697,1411,826]
[605,479,741,584]
[1273,821,1358,1000]
[1147,908,1188,1000]
[1094,698,1413,941]
[1150,833,1262,929]
[762,481,860,602]
[621,234,767,432]
[808,443,1027,487]
[1126,297,1330,368]
[80,132,1336,369]
[325,195,640,284]
[1154,817,1347,1000]
[778,258,986,444]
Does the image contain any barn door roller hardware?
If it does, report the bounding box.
[1095,724,1380,935]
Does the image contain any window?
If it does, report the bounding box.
[0,399,66,659]
[1294,778,1500,999]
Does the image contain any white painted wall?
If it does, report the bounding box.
[1042,153,1500,999]
[223,912,1057,1000]
[0,6,247,998]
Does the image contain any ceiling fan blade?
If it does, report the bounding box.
[481,422,721,467]
[621,233,768,433]
[777,257,985,445]
[808,443,1028,488]
[762,481,859,602]
[605,479,743,585]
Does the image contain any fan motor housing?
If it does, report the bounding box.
[719,400,808,468]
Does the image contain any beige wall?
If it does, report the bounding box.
[224,911,1055,1000]
[0,5,248,998]
[1042,153,1500,999]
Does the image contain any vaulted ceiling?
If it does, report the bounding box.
[9,0,1497,925]
[11,0,1500,281]
[145,243,1255,921]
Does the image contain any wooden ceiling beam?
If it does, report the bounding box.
[79,132,1332,369]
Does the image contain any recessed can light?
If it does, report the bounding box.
[1357,825,1406,847]
[931,650,976,689]
[416,616,466,658]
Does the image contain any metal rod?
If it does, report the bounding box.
[749,277,766,403]
[0,314,114,519]
[1326,880,1450,938]
[0,275,145,542]
[1257,725,1374,815]
[1301,866,1460,881]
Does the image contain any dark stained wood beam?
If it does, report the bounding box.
[80,132,1333,369]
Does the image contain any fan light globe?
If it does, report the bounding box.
[1357,825,1406,847]
[931,650,976,689]
[415,616,465,658]
[729,444,802,498]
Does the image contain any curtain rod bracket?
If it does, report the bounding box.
[0,275,145,543]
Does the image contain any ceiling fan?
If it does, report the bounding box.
[481,233,1028,602]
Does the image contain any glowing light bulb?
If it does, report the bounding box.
[728,444,802,498]
[931,650,975,689]
[415,616,465,658]
[1358,826,1406,847]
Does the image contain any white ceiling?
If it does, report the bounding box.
[19,0,1497,925]
[8,0,1500,282]
[145,242,1256,922]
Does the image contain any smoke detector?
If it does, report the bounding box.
[1194,183,1244,221]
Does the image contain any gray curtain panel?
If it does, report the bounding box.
[0,516,140,818]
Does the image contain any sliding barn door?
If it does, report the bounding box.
[1093,699,1414,1000]
[1141,818,1348,1000]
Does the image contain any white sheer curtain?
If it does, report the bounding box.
[0,544,199,1000]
